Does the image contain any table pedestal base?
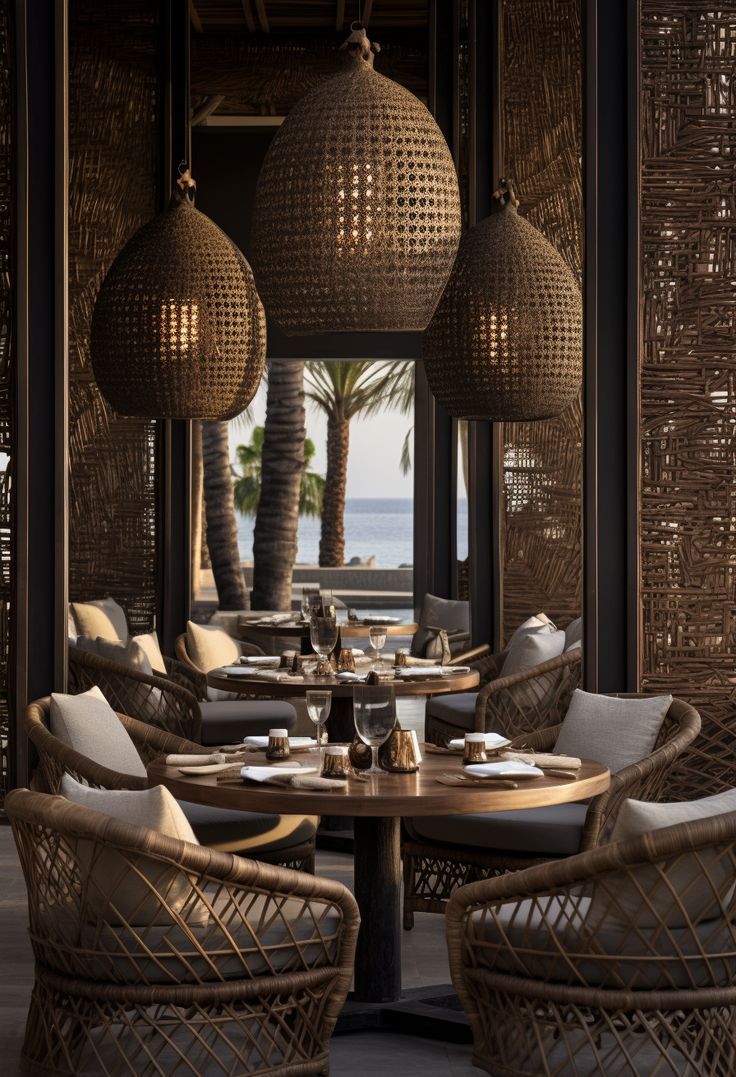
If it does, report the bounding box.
[335,985,472,1042]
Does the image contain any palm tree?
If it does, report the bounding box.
[251,361,307,610]
[304,361,414,567]
[202,420,249,610]
[234,425,325,518]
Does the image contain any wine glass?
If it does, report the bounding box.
[301,587,320,622]
[353,683,397,774]
[368,625,388,669]
[306,690,331,759]
[310,614,338,670]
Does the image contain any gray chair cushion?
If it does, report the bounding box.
[412,803,588,856]
[426,692,479,733]
[181,801,316,856]
[412,594,470,657]
[555,689,672,775]
[199,700,297,745]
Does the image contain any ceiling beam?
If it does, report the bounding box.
[191,95,226,126]
[336,0,345,32]
[189,0,203,34]
[240,0,257,33]
[253,0,270,33]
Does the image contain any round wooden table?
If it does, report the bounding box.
[207,666,480,741]
[238,617,419,655]
[148,751,610,1015]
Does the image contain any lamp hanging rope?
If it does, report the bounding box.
[423,179,582,421]
[251,23,461,336]
[91,168,266,420]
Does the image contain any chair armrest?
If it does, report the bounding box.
[474,649,581,736]
[450,642,492,665]
[508,724,560,752]
[164,655,208,701]
[118,714,204,759]
[24,720,148,794]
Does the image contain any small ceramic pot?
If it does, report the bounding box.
[337,648,356,673]
[379,728,423,773]
[266,728,290,761]
[463,732,487,766]
[321,745,351,780]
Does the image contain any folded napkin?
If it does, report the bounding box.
[250,614,293,626]
[165,753,228,766]
[245,669,304,683]
[240,655,281,668]
[443,665,470,676]
[291,775,348,790]
[448,733,511,751]
[354,615,402,625]
[336,671,368,682]
[464,760,544,779]
[242,736,317,749]
[398,666,445,678]
[501,750,582,770]
[401,655,447,668]
[240,765,319,785]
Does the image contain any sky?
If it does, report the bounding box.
[229,366,415,498]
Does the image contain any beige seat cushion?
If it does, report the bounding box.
[186,620,241,672]
[75,635,152,674]
[132,630,167,674]
[605,791,736,928]
[500,628,565,678]
[182,801,316,855]
[412,803,587,856]
[60,776,203,927]
[71,598,128,642]
[470,893,734,991]
[554,689,672,774]
[50,686,146,779]
[199,699,298,745]
[78,893,342,984]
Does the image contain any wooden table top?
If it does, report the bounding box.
[238,618,418,639]
[207,667,480,698]
[148,750,610,819]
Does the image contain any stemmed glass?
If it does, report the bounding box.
[353,683,397,775]
[301,587,321,622]
[310,614,338,673]
[368,625,388,669]
[306,690,331,760]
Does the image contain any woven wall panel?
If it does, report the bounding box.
[639,3,736,722]
[0,0,12,800]
[68,0,160,633]
[499,0,583,639]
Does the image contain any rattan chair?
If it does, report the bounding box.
[446,808,736,1076]
[175,630,262,678]
[425,647,583,747]
[69,644,297,746]
[25,697,317,872]
[7,786,359,1077]
[403,696,701,927]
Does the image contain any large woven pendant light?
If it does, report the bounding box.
[251,23,461,335]
[423,180,582,421]
[91,171,266,420]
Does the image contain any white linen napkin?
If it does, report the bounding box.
[448,733,511,751]
[464,760,544,779]
[165,753,228,766]
[242,736,317,749]
[240,655,281,667]
[240,765,319,784]
[336,671,368,682]
[398,666,445,678]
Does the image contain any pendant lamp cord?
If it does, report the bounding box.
[493,178,520,209]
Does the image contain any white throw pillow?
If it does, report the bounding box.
[71,598,129,642]
[186,620,241,672]
[50,686,146,779]
[501,629,565,677]
[132,631,167,674]
[75,635,152,674]
[554,690,672,775]
[598,790,736,929]
[507,613,556,648]
[60,776,202,926]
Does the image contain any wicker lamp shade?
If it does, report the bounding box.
[423,182,582,421]
[91,176,266,420]
[252,25,461,335]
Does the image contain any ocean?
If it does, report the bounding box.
[237,497,469,568]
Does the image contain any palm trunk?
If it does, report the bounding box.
[190,421,203,600]
[252,361,306,610]
[319,411,349,567]
[202,420,248,610]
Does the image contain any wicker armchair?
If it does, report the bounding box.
[7,787,359,1077]
[69,644,202,741]
[425,647,582,747]
[175,631,262,680]
[25,698,317,872]
[446,808,736,1077]
[403,696,701,926]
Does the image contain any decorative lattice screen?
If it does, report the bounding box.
[68,0,161,632]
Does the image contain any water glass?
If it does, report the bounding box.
[368,625,387,668]
[310,614,338,664]
[353,683,397,775]
[306,690,332,758]
[301,587,320,621]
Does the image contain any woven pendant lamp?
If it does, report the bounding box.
[91,171,266,420]
[252,23,461,335]
[423,180,582,421]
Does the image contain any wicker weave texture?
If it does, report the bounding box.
[638,2,736,771]
[8,787,358,1076]
[91,196,266,420]
[423,201,582,421]
[252,57,460,334]
[447,811,736,1076]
